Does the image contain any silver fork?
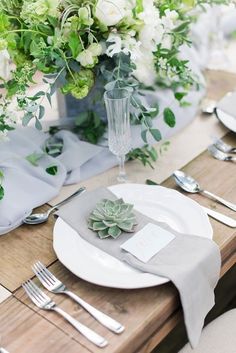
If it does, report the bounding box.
[32,261,124,334]
[22,280,108,348]
[213,138,236,153]
[208,145,236,162]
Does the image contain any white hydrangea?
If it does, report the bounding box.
[0,49,11,81]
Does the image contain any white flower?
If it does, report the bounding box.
[0,49,11,81]
[161,10,179,31]
[95,0,126,26]
[133,49,156,87]
[106,33,141,61]
[76,43,102,68]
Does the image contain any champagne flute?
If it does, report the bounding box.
[104,88,131,183]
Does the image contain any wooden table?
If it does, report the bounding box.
[0,72,236,353]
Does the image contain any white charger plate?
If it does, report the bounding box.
[53,184,213,289]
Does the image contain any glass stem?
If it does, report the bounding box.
[117,155,126,182]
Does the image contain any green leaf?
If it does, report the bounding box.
[35,118,42,130]
[0,185,4,201]
[26,152,44,167]
[150,129,162,141]
[146,179,158,186]
[174,92,187,101]
[108,226,122,239]
[22,112,33,126]
[69,32,82,59]
[38,105,45,119]
[92,221,107,231]
[141,129,148,143]
[45,165,58,176]
[163,108,176,128]
[98,229,110,239]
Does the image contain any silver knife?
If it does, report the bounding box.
[202,207,236,228]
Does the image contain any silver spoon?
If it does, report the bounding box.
[23,187,86,225]
[173,170,236,212]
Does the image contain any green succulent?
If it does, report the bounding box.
[88,198,137,239]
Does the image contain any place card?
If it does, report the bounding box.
[120,223,175,263]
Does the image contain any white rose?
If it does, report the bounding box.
[95,0,126,26]
[0,49,11,81]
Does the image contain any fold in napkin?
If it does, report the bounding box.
[58,187,221,348]
[0,127,103,234]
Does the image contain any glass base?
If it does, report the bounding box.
[117,173,128,183]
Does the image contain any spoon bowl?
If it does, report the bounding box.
[24,212,50,225]
[23,187,86,225]
[173,170,201,193]
[173,170,236,212]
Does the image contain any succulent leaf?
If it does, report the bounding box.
[88,198,137,239]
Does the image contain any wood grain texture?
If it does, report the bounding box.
[0,297,90,353]
[0,205,56,291]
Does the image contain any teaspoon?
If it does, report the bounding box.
[173,170,236,212]
[23,187,86,225]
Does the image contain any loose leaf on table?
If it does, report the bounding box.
[46,165,58,175]
[164,108,176,128]
[26,152,44,166]
[0,185,4,201]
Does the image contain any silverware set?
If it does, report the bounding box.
[23,261,124,348]
[172,170,236,227]
[208,139,236,162]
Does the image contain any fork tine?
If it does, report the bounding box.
[32,263,53,286]
[37,261,58,282]
[22,282,42,306]
[29,280,51,301]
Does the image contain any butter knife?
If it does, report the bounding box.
[202,207,236,228]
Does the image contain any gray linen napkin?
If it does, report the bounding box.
[58,187,221,348]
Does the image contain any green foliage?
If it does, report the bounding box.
[88,198,137,239]
[45,165,58,175]
[74,110,106,144]
[128,141,170,169]
[0,170,4,201]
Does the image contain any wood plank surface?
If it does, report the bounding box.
[0,297,90,353]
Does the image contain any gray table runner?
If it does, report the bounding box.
[58,187,221,348]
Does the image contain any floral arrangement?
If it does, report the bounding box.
[88,198,137,238]
[0,0,229,142]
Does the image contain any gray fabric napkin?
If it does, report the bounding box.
[58,187,221,348]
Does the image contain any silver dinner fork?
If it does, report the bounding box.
[213,138,236,154]
[208,145,236,162]
[32,261,124,334]
[22,280,108,348]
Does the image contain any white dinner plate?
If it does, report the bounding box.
[215,91,236,133]
[53,184,213,289]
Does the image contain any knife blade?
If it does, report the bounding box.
[202,207,236,228]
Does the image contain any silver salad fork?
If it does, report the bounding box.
[22,280,108,348]
[32,261,125,334]
[208,145,236,162]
